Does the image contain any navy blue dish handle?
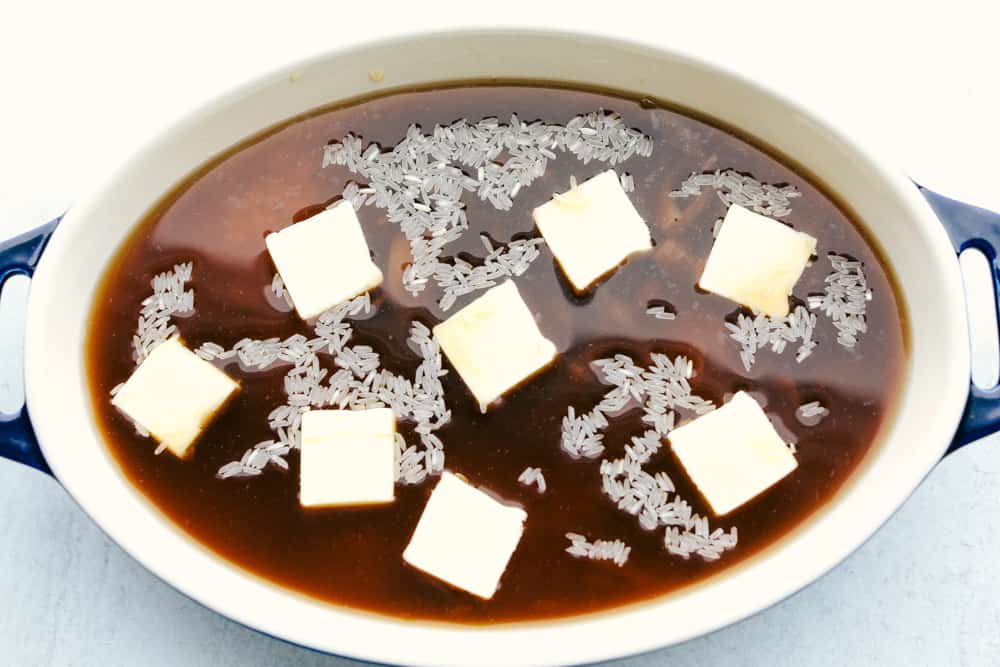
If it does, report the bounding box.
[920,187,1000,454]
[0,193,996,472]
[0,219,60,475]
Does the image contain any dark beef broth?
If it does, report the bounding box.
[87,85,905,622]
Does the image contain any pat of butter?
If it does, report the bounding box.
[299,408,396,508]
[111,337,239,459]
[403,472,527,599]
[532,170,653,292]
[669,391,797,516]
[433,281,557,412]
[265,201,383,320]
[698,204,816,317]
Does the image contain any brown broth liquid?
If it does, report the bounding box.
[86,85,906,623]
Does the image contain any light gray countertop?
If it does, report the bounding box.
[2,2,999,665]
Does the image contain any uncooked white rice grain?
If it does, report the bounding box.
[518,467,547,493]
[810,254,869,349]
[564,533,631,567]
[668,169,801,217]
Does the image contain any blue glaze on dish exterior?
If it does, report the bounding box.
[0,192,997,474]
[919,187,1000,454]
[0,218,60,475]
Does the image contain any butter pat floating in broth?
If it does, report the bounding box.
[532,170,652,292]
[433,281,557,412]
[265,201,383,320]
[403,472,526,599]
[698,204,816,317]
[669,391,797,516]
[299,408,396,508]
[111,337,239,459]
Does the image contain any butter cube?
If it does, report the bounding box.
[111,337,239,459]
[698,204,816,317]
[433,281,557,412]
[265,201,383,320]
[299,408,396,508]
[532,170,653,292]
[403,472,526,599]
[669,391,797,516]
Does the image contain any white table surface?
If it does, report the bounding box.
[2,1,999,665]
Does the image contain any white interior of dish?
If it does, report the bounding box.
[24,30,969,667]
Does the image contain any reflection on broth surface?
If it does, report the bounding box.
[87,84,905,622]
